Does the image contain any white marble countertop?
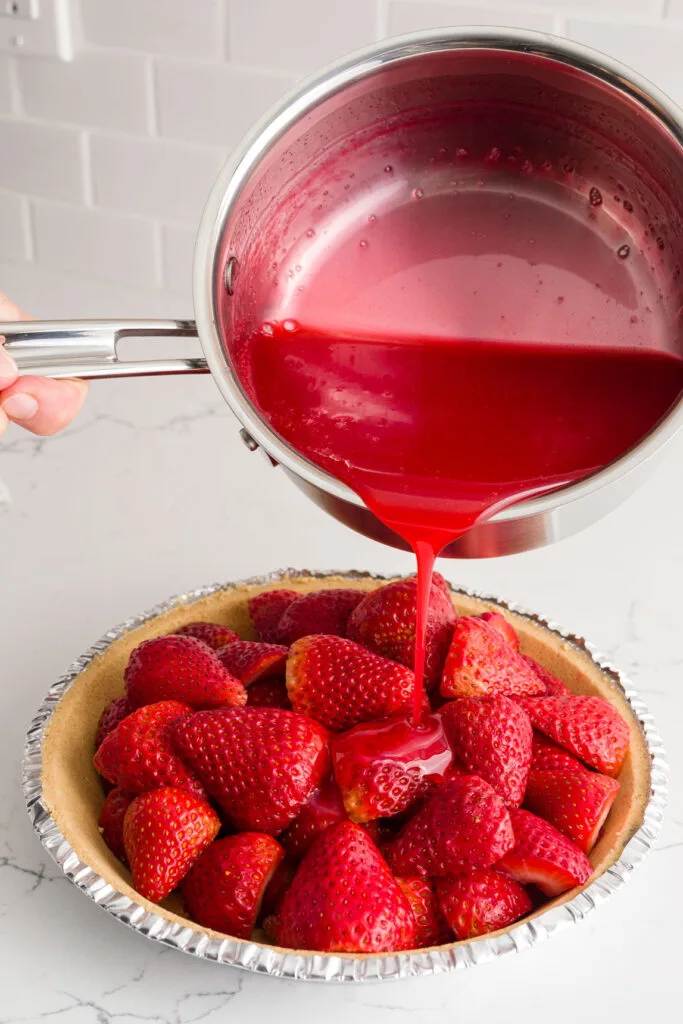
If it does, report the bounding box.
[1,370,682,1024]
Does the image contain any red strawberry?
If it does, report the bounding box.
[125,635,247,711]
[246,677,291,709]
[275,822,416,952]
[396,877,452,946]
[95,696,132,749]
[173,707,330,834]
[286,635,419,731]
[280,775,347,859]
[479,611,520,651]
[523,656,572,697]
[216,640,287,685]
[384,774,514,878]
[518,696,630,776]
[123,787,220,903]
[248,588,298,643]
[531,731,586,772]
[99,787,134,864]
[347,575,456,689]
[182,833,284,938]
[439,697,532,807]
[94,700,206,800]
[331,713,452,823]
[277,588,364,645]
[524,769,620,852]
[441,617,544,700]
[175,621,239,649]
[261,856,298,915]
[497,808,592,896]
[436,869,532,939]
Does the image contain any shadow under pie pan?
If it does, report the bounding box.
[23,570,667,983]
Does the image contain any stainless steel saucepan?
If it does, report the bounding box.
[3,28,683,557]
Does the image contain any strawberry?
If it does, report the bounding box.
[94,700,206,800]
[99,787,134,864]
[441,617,545,700]
[286,634,419,731]
[396,877,452,946]
[277,588,364,645]
[531,731,586,772]
[261,856,298,916]
[497,808,592,896]
[182,833,284,938]
[95,695,132,749]
[439,696,532,807]
[524,769,620,852]
[383,774,514,878]
[275,821,416,952]
[248,588,298,643]
[279,775,347,859]
[173,707,330,834]
[347,575,456,689]
[479,611,520,651]
[125,635,247,711]
[523,656,572,697]
[175,621,239,649]
[123,787,220,903]
[216,640,287,685]
[518,696,630,776]
[246,677,291,709]
[331,713,452,823]
[436,869,532,939]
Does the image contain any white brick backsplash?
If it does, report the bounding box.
[0,57,12,115]
[0,120,83,201]
[17,53,149,134]
[161,223,196,296]
[32,201,159,288]
[90,134,226,223]
[81,0,223,58]
[0,193,30,263]
[156,60,293,146]
[225,0,377,72]
[388,2,554,35]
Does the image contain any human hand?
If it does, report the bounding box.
[0,293,88,437]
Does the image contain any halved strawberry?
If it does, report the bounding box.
[123,787,220,903]
[95,695,132,749]
[436,868,532,939]
[531,732,586,772]
[396,877,452,946]
[182,833,285,938]
[175,622,239,649]
[497,808,592,896]
[524,769,620,852]
[279,775,347,859]
[286,634,419,731]
[479,611,520,651]
[440,696,532,807]
[441,617,545,700]
[331,713,452,823]
[99,787,134,864]
[347,575,456,689]
[173,707,330,834]
[216,640,287,685]
[523,656,572,697]
[277,588,364,645]
[275,821,416,952]
[518,696,630,776]
[94,700,206,800]
[383,774,514,878]
[246,677,291,710]
[125,635,247,711]
[248,589,298,643]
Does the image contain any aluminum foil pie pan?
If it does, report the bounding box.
[22,570,667,983]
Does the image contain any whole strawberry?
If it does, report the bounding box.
[436,869,532,939]
[275,822,416,953]
[216,640,287,685]
[441,617,544,700]
[384,774,514,878]
[518,695,630,776]
[175,621,239,649]
[396,877,452,946]
[95,695,133,749]
[246,677,291,710]
[497,808,592,896]
[182,833,284,938]
[125,635,247,711]
[94,700,206,800]
[347,575,456,689]
[531,732,586,772]
[523,656,572,697]
[280,775,348,859]
[277,588,364,645]
[123,787,220,903]
[440,696,532,806]
[173,707,330,834]
[479,611,520,651]
[286,634,419,731]
[99,787,134,864]
[524,769,620,852]
[248,589,298,643]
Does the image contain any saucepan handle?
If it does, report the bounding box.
[0,319,207,379]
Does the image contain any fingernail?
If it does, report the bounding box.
[2,393,39,421]
[0,344,18,385]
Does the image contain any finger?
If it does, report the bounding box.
[0,292,32,321]
[0,407,8,437]
[1,376,88,436]
[0,339,18,389]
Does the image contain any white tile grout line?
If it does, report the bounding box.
[144,56,158,137]
[79,129,93,207]
[21,195,35,262]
